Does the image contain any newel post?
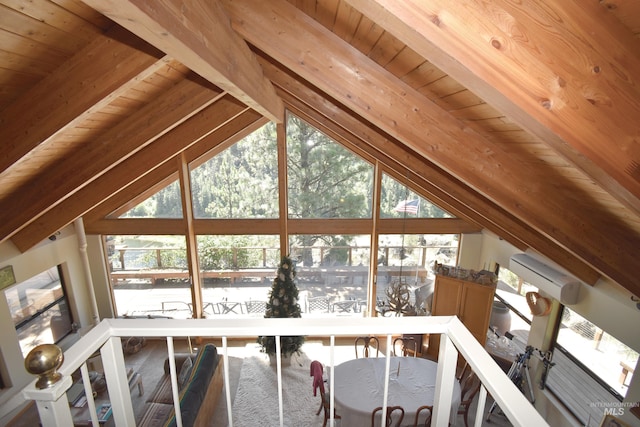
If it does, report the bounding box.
[23,343,74,426]
[22,375,74,426]
[433,332,458,427]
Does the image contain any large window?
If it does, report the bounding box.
[545,307,638,425]
[103,114,471,320]
[376,233,458,313]
[5,266,73,357]
[120,181,183,218]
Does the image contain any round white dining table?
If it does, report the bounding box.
[333,357,461,426]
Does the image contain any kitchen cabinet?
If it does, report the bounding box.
[426,275,496,359]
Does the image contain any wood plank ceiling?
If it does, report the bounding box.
[0,0,638,297]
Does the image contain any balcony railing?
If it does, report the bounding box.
[22,316,548,427]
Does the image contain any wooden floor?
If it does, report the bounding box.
[9,337,515,427]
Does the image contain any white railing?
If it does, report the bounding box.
[22,316,548,427]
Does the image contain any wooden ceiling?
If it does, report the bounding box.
[0,0,638,297]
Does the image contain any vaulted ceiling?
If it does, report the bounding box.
[0,1,638,297]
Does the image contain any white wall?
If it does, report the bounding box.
[0,225,95,417]
[86,234,115,319]
[478,230,640,427]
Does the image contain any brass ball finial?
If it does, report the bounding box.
[24,344,64,389]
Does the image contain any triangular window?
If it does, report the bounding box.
[380,173,453,218]
[120,181,183,218]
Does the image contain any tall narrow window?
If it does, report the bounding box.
[5,266,73,357]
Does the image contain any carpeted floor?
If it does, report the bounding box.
[231,343,326,427]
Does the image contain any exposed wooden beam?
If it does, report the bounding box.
[80,0,284,123]
[1,77,223,244]
[222,0,638,292]
[185,114,269,168]
[177,152,203,318]
[0,26,165,177]
[86,218,185,235]
[345,0,640,214]
[13,97,252,251]
[260,55,599,283]
[85,165,178,226]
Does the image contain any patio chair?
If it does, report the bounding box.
[355,336,380,358]
[413,405,433,427]
[308,296,331,313]
[160,301,192,315]
[392,336,417,357]
[245,300,266,314]
[371,405,404,427]
[331,299,358,313]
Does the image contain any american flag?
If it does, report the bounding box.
[393,199,419,214]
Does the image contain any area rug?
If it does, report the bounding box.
[231,343,327,427]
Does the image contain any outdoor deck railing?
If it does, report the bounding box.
[22,316,548,427]
[108,244,457,271]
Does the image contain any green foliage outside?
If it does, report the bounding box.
[192,123,279,219]
[121,182,183,218]
[286,114,373,220]
[197,235,280,270]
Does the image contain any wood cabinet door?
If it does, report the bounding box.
[431,276,463,315]
[427,276,464,358]
[459,283,495,344]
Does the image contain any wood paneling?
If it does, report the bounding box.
[80,0,284,123]
[0,0,638,295]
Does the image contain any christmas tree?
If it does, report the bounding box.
[257,256,305,357]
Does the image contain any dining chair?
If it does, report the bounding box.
[355,336,380,358]
[311,360,341,427]
[413,405,433,427]
[456,359,469,382]
[458,370,482,427]
[319,385,341,427]
[370,405,404,427]
[392,336,417,357]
